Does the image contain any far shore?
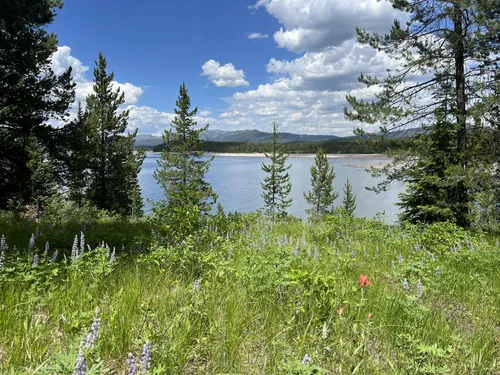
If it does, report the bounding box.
[147,151,390,160]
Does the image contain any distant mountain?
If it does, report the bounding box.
[134,129,339,147]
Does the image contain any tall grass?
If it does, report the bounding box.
[0,212,499,374]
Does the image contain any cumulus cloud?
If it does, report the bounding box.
[252,0,405,53]
[51,46,144,109]
[248,32,269,40]
[201,60,250,87]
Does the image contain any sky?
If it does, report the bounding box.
[49,0,404,136]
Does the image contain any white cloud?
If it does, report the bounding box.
[199,109,212,116]
[201,60,250,87]
[51,46,144,111]
[248,32,269,40]
[252,0,405,53]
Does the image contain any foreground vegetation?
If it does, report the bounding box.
[1,211,499,374]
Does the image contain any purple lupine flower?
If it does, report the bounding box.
[302,354,311,365]
[193,279,200,293]
[44,241,49,256]
[351,249,355,258]
[416,279,423,298]
[0,234,6,252]
[33,254,39,267]
[435,267,440,276]
[52,250,58,263]
[28,233,35,250]
[83,311,101,349]
[301,231,306,247]
[403,279,409,291]
[307,247,311,257]
[391,260,395,268]
[35,227,40,239]
[0,251,5,270]
[313,247,319,261]
[73,350,87,375]
[80,232,85,257]
[363,247,367,256]
[398,253,403,264]
[71,235,79,260]
[109,248,116,263]
[141,341,152,372]
[126,353,138,375]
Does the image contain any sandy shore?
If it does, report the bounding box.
[204,152,390,159]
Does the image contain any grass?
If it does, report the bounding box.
[0,212,499,374]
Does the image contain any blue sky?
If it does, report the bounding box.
[49,0,403,136]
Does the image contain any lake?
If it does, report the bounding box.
[138,153,404,223]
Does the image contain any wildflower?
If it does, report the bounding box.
[28,233,35,250]
[496,239,499,248]
[337,251,340,258]
[52,250,58,263]
[73,350,87,375]
[33,254,39,267]
[398,253,403,264]
[141,341,152,371]
[416,279,423,298]
[391,260,395,268]
[403,279,409,291]
[0,251,5,270]
[363,247,367,256]
[126,353,138,375]
[367,312,373,319]
[44,241,49,256]
[71,235,79,260]
[313,247,319,261]
[431,254,435,261]
[435,267,440,276]
[109,248,116,263]
[307,247,311,257]
[321,322,328,340]
[122,243,125,251]
[83,311,101,349]
[302,354,311,365]
[80,232,85,256]
[0,234,6,252]
[358,274,372,288]
[351,249,355,258]
[337,307,344,316]
[376,245,379,253]
[302,231,306,247]
[35,227,40,239]
[193,279,200,292]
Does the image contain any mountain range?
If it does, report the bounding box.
[134,129,340,147]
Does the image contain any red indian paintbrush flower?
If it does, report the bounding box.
[358,274,372,288]
[337,307,345,316]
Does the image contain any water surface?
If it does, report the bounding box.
[139,154,403,223]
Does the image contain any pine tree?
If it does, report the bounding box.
[304,148,338,216]
[0,0,75,209]
[85,53,145,216]
[154,83,217,214]
[64,102,89,206]
[342,179,356,217]
[25,135,57,212]
[344,0,500,227]
[261,121,292,219]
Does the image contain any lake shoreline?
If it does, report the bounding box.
[148,151,390,160]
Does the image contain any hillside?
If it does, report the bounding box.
[134,130,339,148]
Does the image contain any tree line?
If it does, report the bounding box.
[150,137,411,154]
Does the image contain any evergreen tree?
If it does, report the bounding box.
[304,148,338,216]
[154,83,217,214]
[342,179,356,217]
[25,134,57,212]
[261,121,292,219]
[0,0,75,209]
[85,53,145,216]
[64,102,89,206]
[344,0,500,227]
